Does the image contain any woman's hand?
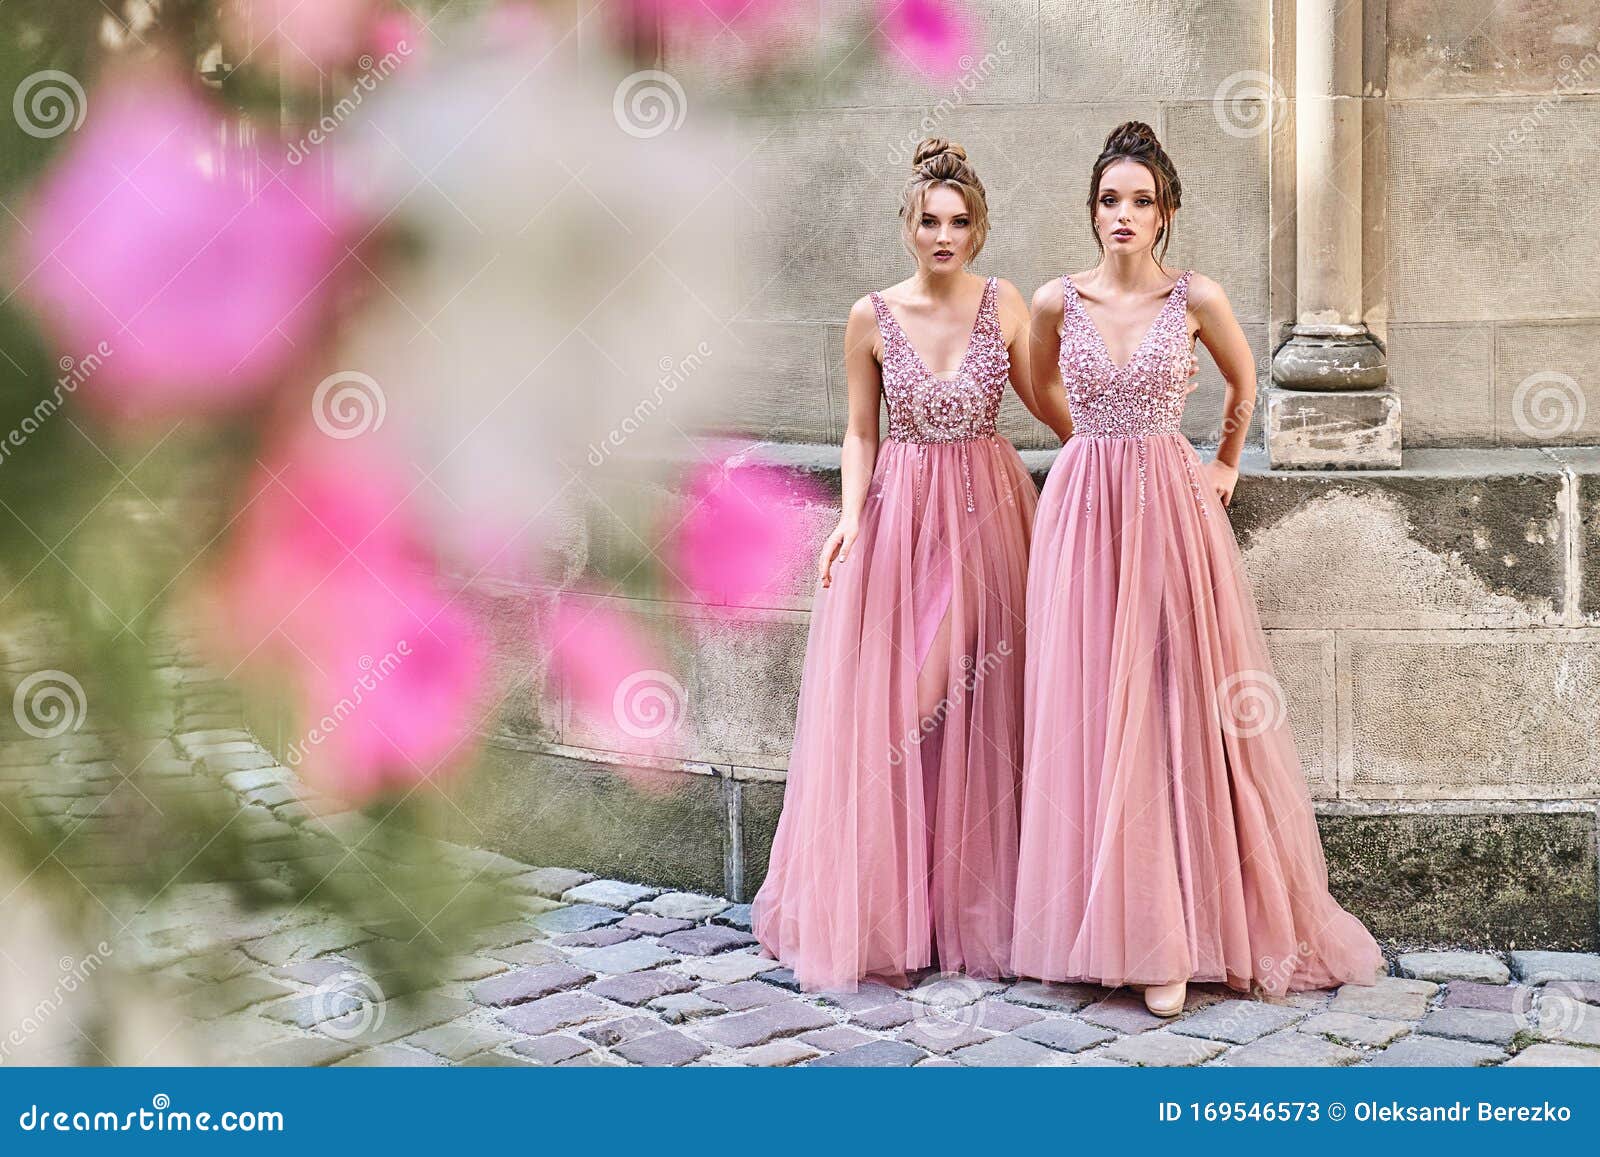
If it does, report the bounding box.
[818,516,859,588]
[1204,458,1240,507]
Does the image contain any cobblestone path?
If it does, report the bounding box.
[5,668,1599,1068]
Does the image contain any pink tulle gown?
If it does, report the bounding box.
[752,275,1038,993]
[1010,269,1383,995]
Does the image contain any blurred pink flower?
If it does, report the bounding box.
[222,0,376,82]
[194,435,486,799]
[622,0,787,28]
[543,595,686,754]
[670,460,820,610]
[14,65,348,419]
[484,1,555,46]
[653,0,813,73]
[370,8,428,69]
[877,0,976,78]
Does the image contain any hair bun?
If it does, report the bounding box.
[1102,120,1160,155]
[896,138,990,266]
[913,137,967,169]
[1087,120,1182,262]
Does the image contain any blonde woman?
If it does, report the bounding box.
[751,139,1044,992]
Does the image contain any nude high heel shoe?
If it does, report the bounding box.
[1142,979,1187,1017]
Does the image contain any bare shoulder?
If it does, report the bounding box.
[1030,276,1066,317]
[993,277,1027,309]
[847,292,879,324]
[844,293,881,355]
[874,274,922,308]
[991,278,1029,345]
[1184,270,1231,314]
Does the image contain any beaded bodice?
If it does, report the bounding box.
[870,276,1005,444]
[1059,270,1194,438]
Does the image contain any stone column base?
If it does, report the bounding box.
[1271,325,1388,391]
[1265,386,1403,469]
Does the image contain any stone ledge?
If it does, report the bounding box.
[1320,808,1598,951]
[468,442,1600,808]
[485,442,1600,629]
[455,744,1600,945]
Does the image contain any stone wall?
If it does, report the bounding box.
[417,3,1600,947]
[457,444,1600,949]
[681,0,1600,450]
[1381,0,1600,447]
[708,0,1275,451]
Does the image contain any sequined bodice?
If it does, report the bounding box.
[870,276,1005,444]
[1059,270,1194,438]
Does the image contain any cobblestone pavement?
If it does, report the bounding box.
[6,688,1600,1068]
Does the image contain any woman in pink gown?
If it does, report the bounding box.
[1010,122,1384,1016]
[751,140,1043,993]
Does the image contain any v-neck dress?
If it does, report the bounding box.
[751,275,1038,993]
[1009,269,1383,994]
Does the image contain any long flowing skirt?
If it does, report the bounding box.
[1011,431,1383,995]
[752,435,1037,993]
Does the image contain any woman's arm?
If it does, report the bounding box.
[820,295,884,588]
[995,279,1063,441]
[1188,273,1257,506]
[1026,279,1076,443]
